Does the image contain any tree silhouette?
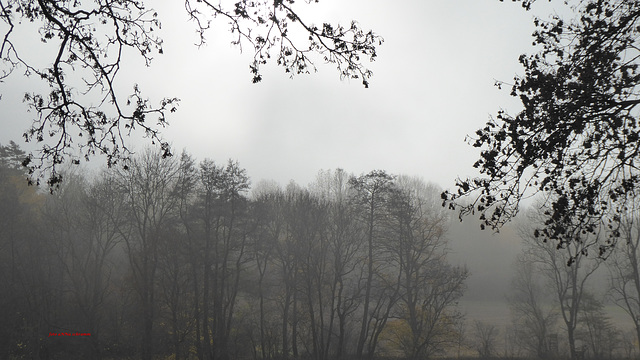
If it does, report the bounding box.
[443,0,640,255]
[0,0,382,187]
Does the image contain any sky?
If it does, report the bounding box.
[0,0,568,190]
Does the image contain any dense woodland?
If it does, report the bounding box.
[0,142,468,360]
[4,0,640,359]
[5,140,640,360]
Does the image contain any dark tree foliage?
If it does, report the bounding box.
[443,0,640,257]
[0,140,26,171]
[0,0,382,187]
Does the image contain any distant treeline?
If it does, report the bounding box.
[0,143,468,360]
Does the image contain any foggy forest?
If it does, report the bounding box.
[4,0,640,359]
[2,141,640,360]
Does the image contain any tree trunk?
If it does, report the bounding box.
[356,201,375,359]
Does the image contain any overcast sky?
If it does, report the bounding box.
[0,0,566,189]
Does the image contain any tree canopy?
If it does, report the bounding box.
[443,0,640,256]
[0,0,382,186]
[0,144,467,359]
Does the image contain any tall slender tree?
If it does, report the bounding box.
[114,148,182,360]
[312,169,363,359]
[386,177,467,359]
[507,254,557,359]
[349,170,396,359]
[519,207,603,360]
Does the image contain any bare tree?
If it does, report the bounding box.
[114,148,182,360]
[288,187,330,360]
[172,152,204,360]
[157,220,194,360]
[312,169,363,359]
[349,170,396,359]
[472,320,499,360]
[249,185,285,360]
[608,199,640,351]
[507,253,557,359]
[40,171,111,357]
[196,158,251,360]
[620,329,638,360]
[519,207,603,360]
[268,183,304,359]
[388,177,468,359]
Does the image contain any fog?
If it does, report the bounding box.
[1,0,638,359]
[0,152,634,359]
